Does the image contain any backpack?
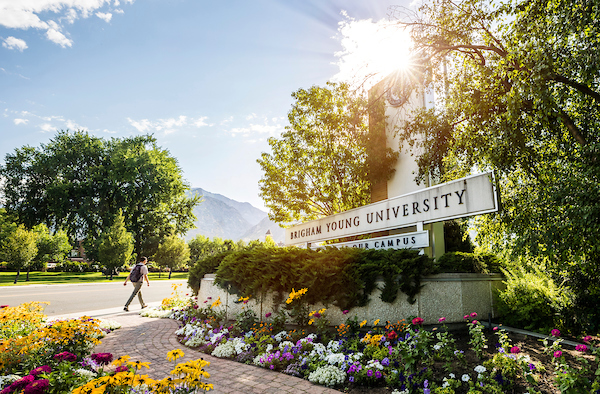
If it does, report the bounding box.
[130,263,144,282]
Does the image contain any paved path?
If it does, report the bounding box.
[92,311,342,394]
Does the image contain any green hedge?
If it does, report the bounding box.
[435,251,502,274]
[207,246,435,310]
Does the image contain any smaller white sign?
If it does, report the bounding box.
[311,231,429,251]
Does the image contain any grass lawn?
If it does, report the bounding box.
[0,271,189,286]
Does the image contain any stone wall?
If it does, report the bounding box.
[198,273,505,326]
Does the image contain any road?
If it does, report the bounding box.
[0,280,191,318]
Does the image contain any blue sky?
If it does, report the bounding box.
[1,0,412,210]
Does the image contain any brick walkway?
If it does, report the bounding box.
[93,312,342,394]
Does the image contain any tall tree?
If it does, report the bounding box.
[0,130,200,259]
[0,225,38,284]
[390,0,600,329]
[154,235,190,279]
[98,210,134,280]
[257,82,397,224]
[32,224,71,268]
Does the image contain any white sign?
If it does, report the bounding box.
[311,231,429,251]
[286,171,498,245]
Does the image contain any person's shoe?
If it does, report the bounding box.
[141,305,148,309]
[123,307,129,311]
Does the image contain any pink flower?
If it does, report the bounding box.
[554,350,563,358]
[193,304,198,309]
[583,335,592,343]
[576,344,587,353]
[510,346,520,354]
[463,315,469,320]
[115,365,128,373]
[387,331,397,340]
[29,365,51,376]
[551,329,561,337]
[470,312,477,318]
[493,327,499,331]
[265,312,272,318]
[23,379,49,394]
[472,320,478,325]
[438,317,446,323]
[342,310,349,315]
[54,351,77,362]
[0,305,8,308]
[412,317,424,325]
[207,297,212,300]
[9,375,35,391]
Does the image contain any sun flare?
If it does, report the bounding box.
[334,16,414,89]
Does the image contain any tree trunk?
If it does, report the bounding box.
[168,268,172,280]
[26,267,31,282]
[13,269,20,284]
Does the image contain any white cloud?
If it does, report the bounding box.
[46,28,73,47]
[13,118,28,125]
[127,115,210,134]
[96,12,112,23]
[2,36,28,51]
[225,116,284,138]
[40,123,55,133]
[0,0,131,48]
[114,9,124,14]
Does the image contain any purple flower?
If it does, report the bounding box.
[90,352,113,365]
[349,376,354,383]
[381,357,390,366]
[265,312,272,318]
[529,363,536,371]
[29,365,51,376]
[314,312,321,318]
[269,365,275,370]
[367,370,373,377]
[375,370,382,379]
[115,365,128,373]
[54,351,77,362]
[551,329,561,337]
[23,379,49,394]
[342,310,349,315]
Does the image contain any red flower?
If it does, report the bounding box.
[387,330,397,340]
[412,317,424,325]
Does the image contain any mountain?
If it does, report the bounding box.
[186,188,285,243]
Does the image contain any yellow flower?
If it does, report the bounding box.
[318,308,326,314]
[359,320,367,328]
[309,310,316,317]
[373,319,380,326]
[127,360,151,370]
[210,297,222,309]
[308,319,314,325]
[112,355,131,366]
[167,349,185,362]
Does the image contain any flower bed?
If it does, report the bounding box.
[161,290,600,393]
[0,302,212,393]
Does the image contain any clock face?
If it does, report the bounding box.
[386,71,412,107]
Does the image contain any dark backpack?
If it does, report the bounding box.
[130,263,144,282]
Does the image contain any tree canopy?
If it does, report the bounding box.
[0,130,200,258]
[98,210,134,280]
[257,82,397,224]
[391,0,600,329]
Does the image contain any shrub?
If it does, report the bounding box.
[435,251,502,274]
[496,267,569,332]
[188,251,234,295]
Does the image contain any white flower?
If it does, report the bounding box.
[211,341,237,358]
[474,365,486,373]
[75,368,97,381]
[97,319,122,330]
[391,390,409,394]
[449,373,456,379]
[308,365,345,387]
[324,352,346,366]
[462,374,471,382]
[433,343,442,350]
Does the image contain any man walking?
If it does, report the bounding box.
[123,256,150,311]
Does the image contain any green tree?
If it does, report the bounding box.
[0,130,200,259]
[32,224,71,269]
[391,0,600,329]
[98,211,134,280]
[154,235,190,279]
[0,225,38,284]
[257,82,397,224]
